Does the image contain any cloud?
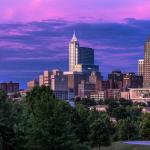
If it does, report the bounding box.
[0,18,149,87]
[0,0,150,22]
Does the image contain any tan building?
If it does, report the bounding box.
[144,37,150,87]
[27,79,38,90]
[64,71,84,96]
[39,70,51,87]
[138,59,144,76]
[89,71,102,92]
[121,91,130,100]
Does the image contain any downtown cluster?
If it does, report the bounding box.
[0,33,150,150]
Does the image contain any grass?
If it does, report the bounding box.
[92,142,150,150]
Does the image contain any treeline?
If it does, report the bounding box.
[0,86,150,150]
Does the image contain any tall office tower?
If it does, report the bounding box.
[69,32,98,73]
[144,37,150,87]
[138,59,144,76]
[69,32,79,71]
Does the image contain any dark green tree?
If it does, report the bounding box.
[0,90,16,150]
[89,114,112,150]
[115,118,138,140]
[71,104,90,143]
[25,86,89,150]
[139,114,150,140]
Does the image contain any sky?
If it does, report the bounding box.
[0,0,150,88]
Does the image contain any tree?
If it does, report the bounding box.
[25,86,89,150]
[112,106,128,120]
[89,114,112,150]
[139,114,150,140]
[76,98,96,107]
[105,99,119,116]
[0,90,16,150]
[116,118,139,140]
[71,104,90,143]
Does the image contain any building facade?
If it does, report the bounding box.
[78,81,96,98]
[144,37,150,87]
[64,71,84,96]
[0,81,19,93]
[39,70,51,87]
[27,79,38,90]
[138,59,144,76]
[123,72,143,91]
[108,70,123,90]
[69,32,99,73]
[90,91,106,101]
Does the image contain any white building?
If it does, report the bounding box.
[69,32,79,72]
[129,88,150,102]
[90,91,106,101]
[138,59,144,76]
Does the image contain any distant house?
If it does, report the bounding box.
[89,105,108,112]
[142,107,150,113]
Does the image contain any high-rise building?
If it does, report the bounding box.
[69,32,99,73]
[69,32,80,72]
[138,59,144,76]
[144,37,150,87]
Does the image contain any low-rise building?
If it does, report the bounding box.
[129,88,150,102]
[89,105,108,112]
[121,91,130,100]
[106,89,121,99]
[0,81,19,93]
[90,91,106,101]
[142,107,150,113]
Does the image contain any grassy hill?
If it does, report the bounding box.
[92,142,150,150]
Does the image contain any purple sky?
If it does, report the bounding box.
[0,0,150,88]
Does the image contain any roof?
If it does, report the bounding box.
[71,32,78,42]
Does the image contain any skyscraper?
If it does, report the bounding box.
[144,37,150,87]
[69,32,98,73]
[138,59,144,76]
[69,32,79,72]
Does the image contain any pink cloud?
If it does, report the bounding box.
[0,0,150,22]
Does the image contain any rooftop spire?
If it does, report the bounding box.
[71,31,78,42]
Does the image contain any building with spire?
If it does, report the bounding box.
[69,32,99,73]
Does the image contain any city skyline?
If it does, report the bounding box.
[1,0,150,88]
